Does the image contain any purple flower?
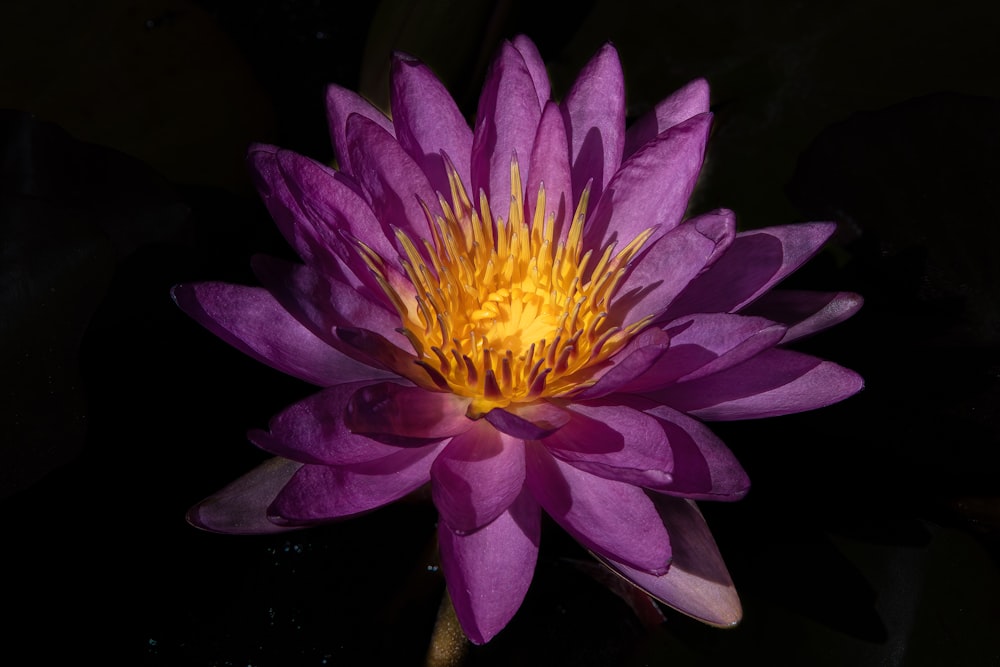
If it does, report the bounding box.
[173,35,863,644]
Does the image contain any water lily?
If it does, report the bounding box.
[173,35,863,644]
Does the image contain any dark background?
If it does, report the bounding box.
[2,1,999,665]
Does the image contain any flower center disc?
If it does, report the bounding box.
[364,159,653,417]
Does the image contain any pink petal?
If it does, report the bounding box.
[484,400,571,439]
[663,222,838,319]
[171,282,389,387]
[268,441,446,524]
[584,112,713,251]
[471,40,543,222]
[345,382,473,441]
[186,457,304,534]
[649,348,865,420]
[611,210,735,328]
[439,488,540,644]
[526,102,573,245]
[624,78,711,158]
[432,421,526,532]
[542,401,675,491]
[595,497,742,627]
[390,53,473,196]
[620,313,786,392]
[325,83,394,175]
[525,442,671,574]
[573,327,671,399]
[742,290,864,342]
[561,42,625,206]
[511,35,550,109]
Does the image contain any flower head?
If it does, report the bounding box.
[173,35,863,644]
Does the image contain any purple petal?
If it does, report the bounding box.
[248,381,441,466]
[525,442,671,574]
[584,113,713,251]
[325,83,394,175]
[171,282,389,387]
[624,78,710,158]
[742,290,863,342]
[268,441,446,524]
[526,102,573,245]
[574,327,671,399]
[611,210,735,328]
[484,401,571,439]
[333,326,442,390]
[345,113,439,243]
[439,488,540,644]
[620,313,786,392]
[390,53,473,196]
[186,457,304,534]
[596,497,742,627]
[542,402,675,491]
[471,40,543,222]
[663,222,838,319]
[561,42,625,206]
[511,35,550,108]
[648,348,864,420]
[345,382,473,441]
[432,421,526,532]
[642,403,750,500]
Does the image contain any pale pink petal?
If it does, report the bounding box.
[624,78,710,158]
[742,290,864,342]
[171,282,389,387]
[432,421,526,532]
[561,42,625,206]
[187,457,304,534]
[525,442,671,574]
[596,497,742,627]
[439,489,540,644]
[268,441,446,523]
[390,53,474,196]
[511,35,550,108]
[526,102,573,245]
[325,83,394,175]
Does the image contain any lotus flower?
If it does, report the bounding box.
[173,35,863,644]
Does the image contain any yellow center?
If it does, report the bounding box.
[359,159,654,418]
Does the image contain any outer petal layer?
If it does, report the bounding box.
[187,457,304,534]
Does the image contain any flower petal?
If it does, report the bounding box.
[663,222,838,319]
[649,348,864,420]
[595,497,742,627]
[525,442,671,574]
[484,400,571,439]
[432,420,526,532]
[561,42,625,206]
[390,52,473,196]
[584,112,713,251]
[511,35,549,109]
[345,382,473,441]
[439,488,540,644]
[186,457,304,534]
[542,402,674,491]
[268,441,446,524]
[527,102,573,245]
[573,326,671,399]
[325,83,394,175]
[624,78,710,158]
[334,326,443,391]
[171,282,388,387]
[742,290,864,342]
[471,40,543,221]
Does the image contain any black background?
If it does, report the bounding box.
[2,1,999,665]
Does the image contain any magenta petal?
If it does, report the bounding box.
[542,402,674,491]
[650,348,865,421]
[345,382,473,440]
[171,282,388,387]
[612,210,736,328]
[561,42,625,205]
[439,488,540,644]
[187,457,304,534]
[642,404,750,500]
[471,40,543,222]
[484,401,570,439]
[511,35,550,109]
[624,78,711,158]
[248,382,427,466]
[742,290,864,342]
[390,53,473,196]
[596,497,741,627]
[575,327,671,399]
[268,441,446,523]
[526,102,573,245]
[525,443,671,574]
[325,83,394,175]
[664,222,838,319]
[334,326,441,391]
[432,421,526,532]
[585,113,713,251]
